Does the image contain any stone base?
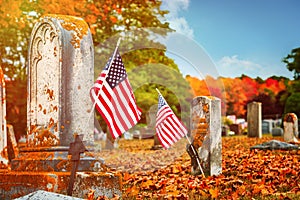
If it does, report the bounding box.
[11,147,104,172]
[0,170,122,199]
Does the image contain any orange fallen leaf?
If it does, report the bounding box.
[209,188,219,198]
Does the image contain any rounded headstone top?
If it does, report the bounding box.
[39,14,90,48]
[284,113,298,123]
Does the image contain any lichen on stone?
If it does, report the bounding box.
[43,14,89,49]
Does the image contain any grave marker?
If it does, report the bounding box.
[67,134,87,196]
[283,113,299,143]
[27,15,94,147]
[189,96,222,176]
[247,102,262,138]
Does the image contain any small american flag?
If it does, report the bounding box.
[90,49,142,139]
[156,93,188,149]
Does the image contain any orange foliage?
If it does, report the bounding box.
[188,76,287,117]
[0,1,23,28]
[186,75,210,96]
[259,77,287,95]
[40,0,86,16]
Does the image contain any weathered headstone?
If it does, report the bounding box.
[283,113,299,143]
[247,102,262,138]
[149,104,163,149]
[189,96,222,176]
[147,104,157,136]
[27,14,94,147]
[221,125,229,136]
[7,124,19,162]
[0,67,7,167]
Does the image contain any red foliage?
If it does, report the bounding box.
[187,76,288,117]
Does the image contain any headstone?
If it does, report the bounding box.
[7,124,19,162]
[262,119,276,134]
[189,96,222,176]
[283,113,299,143]
[221,125,229,136]
[247,102,262,138]
[27,15,94,147]
[0,67,7,167]
[229,124,241,135]
[11,14,100,172]
[149,104,163,149]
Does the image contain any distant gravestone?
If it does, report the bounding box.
[283,113,299,143]
[189,96,222,176]
[271,127,283,137]
[0,67,7,166]
[247,102,262,138]
[7,124,19,162]
[148,104,163,149]
[229,124,241,135]
[27,15,94,147]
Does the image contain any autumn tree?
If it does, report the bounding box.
[185,75,210,97]
[1,0,192,137]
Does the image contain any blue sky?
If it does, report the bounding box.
[161,0,300,79]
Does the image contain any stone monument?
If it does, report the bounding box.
[27,14,94,147]
[189,96,222,176]
[283,113,299,143]
[247,101,262,138]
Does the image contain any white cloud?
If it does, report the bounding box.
[162,0,194,38]
[217,55,263,78]
[163,0,189,14]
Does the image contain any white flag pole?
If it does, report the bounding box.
[155,88,205,177]
[87,38,122,126]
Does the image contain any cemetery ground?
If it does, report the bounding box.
[93,135,300,200]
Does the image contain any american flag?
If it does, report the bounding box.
[90,49,142,139]
[156,93,188,149]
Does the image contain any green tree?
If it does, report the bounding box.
[284,92,300,117]
[283,47,300,116]
[282,47,300,80]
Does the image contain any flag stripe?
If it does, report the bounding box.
[157,132,170,149]
[156,106,172,125]
[157,125,172,148]
[92,84,122,138]
[115,80,136,126]
[90,49,141,139]
[103,82,126,136]
[165,119,182,140]
[156,94,188,149]
[123,79,142,120]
